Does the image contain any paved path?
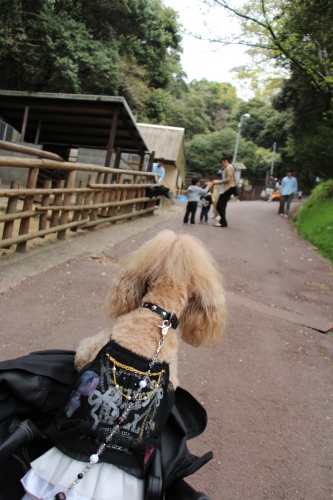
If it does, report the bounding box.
[1,200,332,499]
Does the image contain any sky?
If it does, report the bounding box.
[163,0,253,98]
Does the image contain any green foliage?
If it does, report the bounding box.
[273,69,333,189]
[185,127,263,178]
[296,180,333,265]
[228,98,291,149]
[163,78,239,140]
[230,66,286,102]
[0,0,287,179]
[165,90,212,139]
[141,88,173,124]
[207,0,333,110]
[205,0,333,187]
[189,79,238,125]
[0,0,183,123]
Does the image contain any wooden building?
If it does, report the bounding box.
[0,91,151,186]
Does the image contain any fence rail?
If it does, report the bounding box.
[0,147,158,253]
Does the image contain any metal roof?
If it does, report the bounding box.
[137,123,185,162]
[234,162,247,170]
[0,91,149,153]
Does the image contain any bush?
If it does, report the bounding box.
[296,180,333,265]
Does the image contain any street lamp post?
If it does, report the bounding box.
[270,142,276,175]
[233,113,250,172]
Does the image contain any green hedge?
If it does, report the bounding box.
[296,180,333,265]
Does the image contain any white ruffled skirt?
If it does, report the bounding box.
[21,447,144,500]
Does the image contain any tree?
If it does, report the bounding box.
[165,91,212,139]
[274,69,333,188]
[189,79,238,126]
[228,97,291,149]
[205,0,333,112]
[0,0,183,123]
[185,127,264,179]
[163,78,238,139]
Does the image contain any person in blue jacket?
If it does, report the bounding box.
[279,169,298,217]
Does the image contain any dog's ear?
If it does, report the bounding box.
[178,236,226,346]
[179,290,226,347]
[104,263,148,319]
[104,230,181,319]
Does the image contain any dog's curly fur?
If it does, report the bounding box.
[75,230,226,387]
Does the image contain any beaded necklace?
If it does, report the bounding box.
[54,318,173,500]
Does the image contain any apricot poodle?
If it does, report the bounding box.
[75,230,227,387]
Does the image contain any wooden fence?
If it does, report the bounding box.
[0,142,158,253]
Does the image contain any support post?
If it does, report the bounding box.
[3,123,8,141]
[105,105,119,167]
[111,147,121,182]
[35,119,42,144]
[20,106,29,143]
[139,154,145,171]
[148,151,155,172]
[233,124,241,167]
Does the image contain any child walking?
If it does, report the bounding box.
[183,178,211,225]
[200,192,212,223]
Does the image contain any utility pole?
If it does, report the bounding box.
[233,113,250,167]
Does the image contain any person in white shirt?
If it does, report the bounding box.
[152,158,165,184]
[279,169,298,217]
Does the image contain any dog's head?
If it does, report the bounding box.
[104,230,226,346]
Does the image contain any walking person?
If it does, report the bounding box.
[279,169,298,217]
[212,154,236,228]
[183,178,211,225]
[266,174,276,202]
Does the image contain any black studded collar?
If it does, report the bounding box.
[141,302,179,329]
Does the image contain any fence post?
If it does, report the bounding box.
[89,172,104,227]
[101,180,111,217]
[107,182,117,218]
[57,170,77,240]
[50,180,65,227]
[132,174,140,211]
[38,179,52,236]
[70,180,85,231]
[113,173,124,219]
[2,181,21,247]
[81,175,95,221]
[16,167,39,253]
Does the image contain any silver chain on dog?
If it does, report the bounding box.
[54,319,172,500]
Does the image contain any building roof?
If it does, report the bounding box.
[235,162,247,170]
[0,91,149,153]
[137,123,185,162]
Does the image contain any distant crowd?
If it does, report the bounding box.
[183,153,237,228]
[182,155,301,227]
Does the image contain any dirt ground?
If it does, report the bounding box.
[0,200,333,499]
